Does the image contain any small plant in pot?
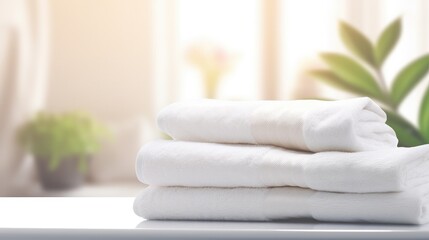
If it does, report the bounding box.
[18,111,109,190]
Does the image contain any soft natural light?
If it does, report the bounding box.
[2,1,429,238]
[279,0,342,98]
[178,0,262,100]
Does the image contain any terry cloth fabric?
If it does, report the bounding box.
[134,185,429,224]
[157,97,397,152]
[136,140,429,193]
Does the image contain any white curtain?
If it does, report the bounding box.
[0,0,49,196]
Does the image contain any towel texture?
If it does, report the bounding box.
[134,97,429,224]
[157,97,397,152]
[134,186,429,224]
[136,140,429,193]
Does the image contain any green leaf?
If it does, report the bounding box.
[308,69,388,104]
[419,85,429,141]
[375,18,401,67]
[17,111,110,171]
[308,70,364,93]
[385,110,427,147]
[339,21,376,66]
[320,53,382,97]
[391,54,429,106]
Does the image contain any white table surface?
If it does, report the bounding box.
[1,197,429,240]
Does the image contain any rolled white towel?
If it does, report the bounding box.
[134,185,429,224]
[136,140,429,193]
[157,97,397,152]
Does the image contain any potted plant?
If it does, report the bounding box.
[308,18,429,147]
[18,111,109,190]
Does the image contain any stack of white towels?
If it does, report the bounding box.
[134,97,429,224]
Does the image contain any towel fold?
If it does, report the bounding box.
[157,97,397,152]
[136,140,429,193]
[134,185,429,224]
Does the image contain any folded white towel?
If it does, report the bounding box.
[134,185,429,224]
[157,97,397,152]
[137,140,429,193]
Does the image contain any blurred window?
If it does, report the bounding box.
[177,0,262,100]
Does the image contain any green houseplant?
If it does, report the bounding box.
[309,18,429,147]
[18,111,109,189]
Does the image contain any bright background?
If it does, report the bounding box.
[1,0,429,196]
